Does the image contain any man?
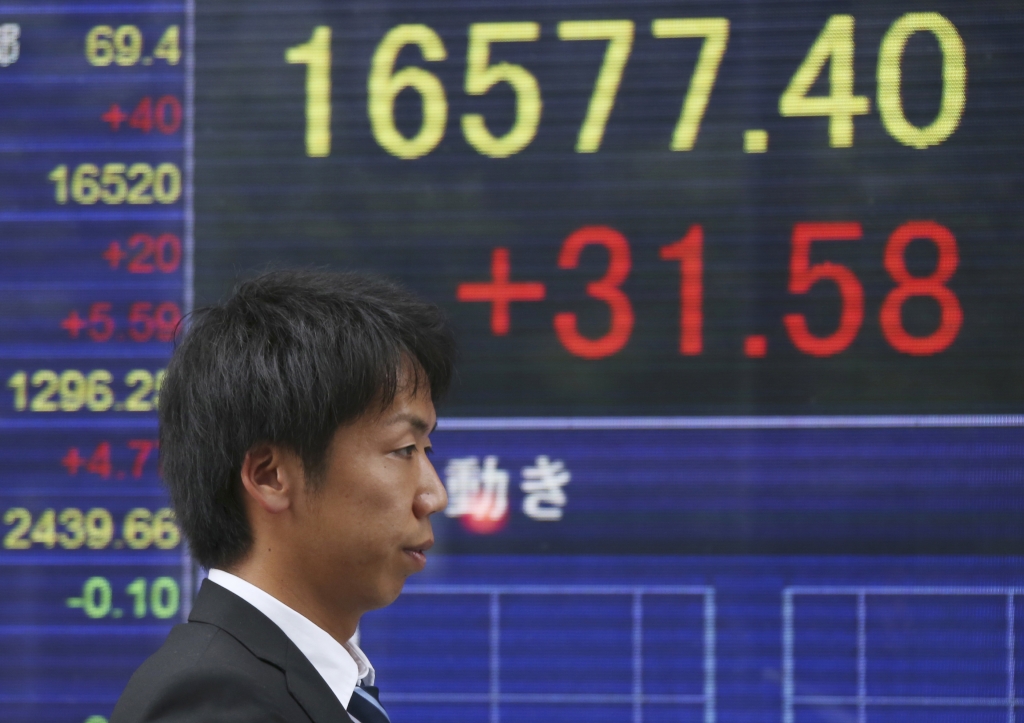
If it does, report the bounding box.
[111,270,456,723]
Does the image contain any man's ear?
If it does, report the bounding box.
[239,443,300,514]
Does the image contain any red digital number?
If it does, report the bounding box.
[62,440,159,478]
[86,442,113,478]
[66,301,181,342]
[127,439,157,478]
[128,301,182,343]
[880,221,962,355]
[128,97,153,133]
[127,302,154,342]
[127,233,182,274]
[154,96,182,134]
[87,302,115,342]
[659,224,704,355]
[554,225,634,359]
[783,222,864,357]
[153,301,183,341]
[128,96,182,134]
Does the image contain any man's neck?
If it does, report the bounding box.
[227,555,359,643]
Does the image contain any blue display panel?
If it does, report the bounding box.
[429,420,1024,554]
[0,2,191,720]
[361,555,1024,723]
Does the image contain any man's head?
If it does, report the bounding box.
[159,270,456,585]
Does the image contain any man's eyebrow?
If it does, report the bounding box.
[385,412,437,434]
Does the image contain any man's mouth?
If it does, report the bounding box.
[403,538,433,566]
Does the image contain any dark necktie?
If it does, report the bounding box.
[347,684,391,723]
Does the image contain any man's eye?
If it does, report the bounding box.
[396,445,416,458]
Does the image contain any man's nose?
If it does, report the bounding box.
[415,456,448,518]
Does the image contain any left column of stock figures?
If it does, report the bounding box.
[0,3,192,721]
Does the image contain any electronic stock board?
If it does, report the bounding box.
[1,1,1023,722]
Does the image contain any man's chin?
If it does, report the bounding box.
[365,578,407,612]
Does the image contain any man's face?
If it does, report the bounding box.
[295,379,446,616]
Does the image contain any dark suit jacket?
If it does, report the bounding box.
[111,579,351,723]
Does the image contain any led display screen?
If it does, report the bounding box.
[1,1,1022,721]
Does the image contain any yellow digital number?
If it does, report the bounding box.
[88,370,115,411]
[152,508,181,550]
[153,163,181,203]
[121,508,180,550]
[29,508,57,548]
[85,25,140,66]
[113,25,142,66]
[123,369,163,412]
[5,369,151,413]
[71,163,102,205]
[58,509,86,550]
[154,369,166,408]
[556,20,634,153]
[652,18,729,151]
[3,508,32,550]
[126,162,154,204]
[877,12,965,149]
[123,508,153,549]
[2,507,176,550]
[85,508,115,549]
[779,14,869,148]
[153,25,181,65]
[47,166,68,204]
[30,370,59,411]
[125,369,154,411]
[286,26,332,157]
[100,163,127,204]
[85,25,115,66]
[85,25,178,67]
[48,164,181,205]
[59,370,90,412]
[368,24,448,159]
[461,22,542,158]
[7,371,27,410]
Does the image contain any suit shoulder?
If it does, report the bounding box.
[131,619,219,672]
[111,622,309,723]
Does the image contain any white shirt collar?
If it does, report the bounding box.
[207,569,374,708]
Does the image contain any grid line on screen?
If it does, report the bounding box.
[387,584,717,723]
[782,586,1024,723]
[438,416,1024,431]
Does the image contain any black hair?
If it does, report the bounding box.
[159,270,456,570]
